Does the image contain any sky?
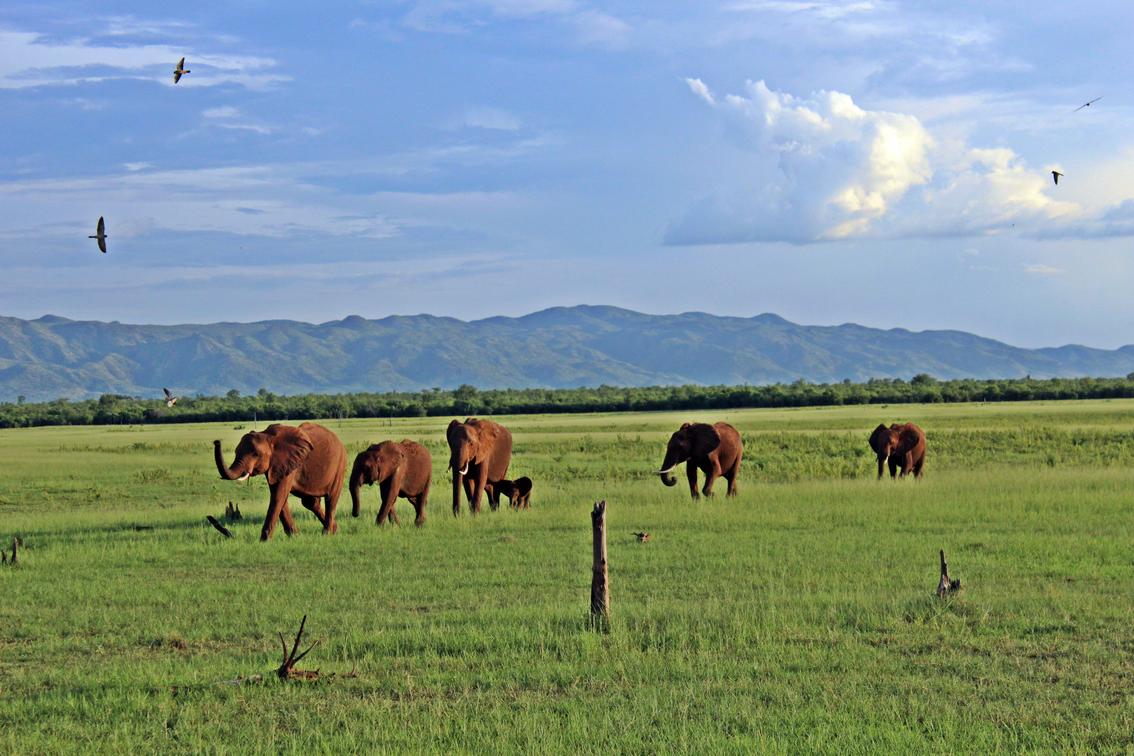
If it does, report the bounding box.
[1,1,1133,348]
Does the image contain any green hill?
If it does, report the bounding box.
[1,306,1132,401]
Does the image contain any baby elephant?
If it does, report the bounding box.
[349,440,431,526]
[495,476,533,509]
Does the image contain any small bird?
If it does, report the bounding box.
[163,387,179,407]
[1072,96,1102,113]
[634,531,650,543]
[1051,170,1064,186]
[89,216,107,253]
[173,57,190,84]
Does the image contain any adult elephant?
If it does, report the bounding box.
[447,418,512,515]
[868,422,926,479]
[213,422,347,541]
[656,421,743,499]
[349,440,431,526]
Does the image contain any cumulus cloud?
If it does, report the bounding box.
[667,79,1082,244]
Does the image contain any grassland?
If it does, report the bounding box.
[1,400,1132,753]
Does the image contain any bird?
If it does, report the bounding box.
[173,57,190,84]
[1072,96,1102,113]
[89,216,107,253]
[1051,170,1064,186]
[634,531,650,543]
[163,387,179,407]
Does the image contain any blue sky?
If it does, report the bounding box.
[1,1,1133,347]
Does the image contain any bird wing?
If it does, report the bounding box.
[173,71,181,83]
[97,237,106,253]
[163,387,173,399]
[96,216,104,235]
[178,57,185,69]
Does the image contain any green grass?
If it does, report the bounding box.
[1,401,1133,753]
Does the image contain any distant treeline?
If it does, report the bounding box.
[4,374,1134,428]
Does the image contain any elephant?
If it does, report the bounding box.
[495,476,533,509]
[656,421,743,499]
[349,440,431,526]
[213,422,347,541]
[868,422,926,479]
[447,418,512,515]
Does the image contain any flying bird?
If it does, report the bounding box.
[1072,96,1102,113]
[163,388,179,407]
[1051,170,1064,186]
[89,216,107,253]
[173,57,190,84]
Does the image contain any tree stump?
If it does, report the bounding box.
[936,549,960,597]
[590,500,610,630]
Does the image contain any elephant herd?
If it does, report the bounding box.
[213,416,927,541]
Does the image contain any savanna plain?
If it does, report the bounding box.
[1,401,1132,753]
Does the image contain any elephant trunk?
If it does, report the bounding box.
[656,450,683,487]
[877,454,886,480]
[452,469,463,516]
[349,466,365,517]
[213,440,246,481]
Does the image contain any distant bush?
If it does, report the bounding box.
[3,375,1134,429]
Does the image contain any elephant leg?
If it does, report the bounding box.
[261,485,290,541]
[686,462,700,500]
[278,500,298,537]
[702,459,722,497]
[888,457,899,479]
[463,475,475,502]
[413,488,427,526]
[485,481,500,511]
[470,468,489,514]
[913,455,925,479]
[300,495,329,527]
[877,456,886,480]
[376,481,392,525]
[725,459,740,496]
[323,489,341,534]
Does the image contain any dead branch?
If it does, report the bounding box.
[277,614,320,681]
[224,501,243,521]
[206,515,233,538]
[936,549,961,597]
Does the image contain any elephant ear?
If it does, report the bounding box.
[869,424,890,452]
[679,422,692,430]
[446,419,461,447]
[689,423,721,458]
[267,426,314,484]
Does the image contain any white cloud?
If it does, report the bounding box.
[0,27,284,90]
[684,77,715,106]
[725,1,881,19]
[400,0,630,47]
[452,106,522,131]
[667,79,1086,244]
[123,162,153,172]
[201,106,275,135]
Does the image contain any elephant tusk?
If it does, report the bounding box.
[457,463,469,476]
[236,472,251,482]
[655,465,679,475]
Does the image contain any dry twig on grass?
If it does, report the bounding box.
[277,614,320,680]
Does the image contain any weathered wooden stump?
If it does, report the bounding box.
[590,500,610,630]
[206,515,234,538]
[936,549,961,597]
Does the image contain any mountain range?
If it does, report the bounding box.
[1,306,1133,402]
